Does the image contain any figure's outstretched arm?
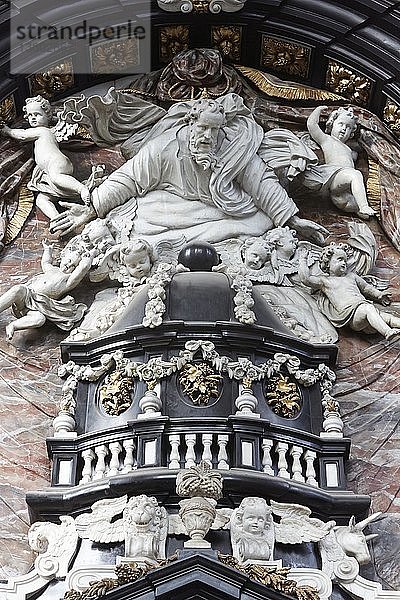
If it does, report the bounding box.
[297,247,324,289]
[41,239,55,271]
[65,250,96,291]
[307,106,329,146]
[356,275,390,304]
[0,125,39,142]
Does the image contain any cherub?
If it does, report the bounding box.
[230,497,275,563]
[0,95,90,220]
[303,105,375,219]
[242,237,271,270]
[90,238,156,284]
[298,242,400,340]
[263,226,299,285]
[0,240,95,339]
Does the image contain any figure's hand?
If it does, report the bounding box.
[378,292,391,306]
[42,238,54,251]
[297,245,309,259]
[287,216,329,246]
[0,123,10,137]
[49,202,96,237]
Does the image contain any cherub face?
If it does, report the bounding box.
[330,114,356,143]
[123,248,152,279]
[244,241,269,270]
[329,249,348,276]
[278,232,298,257]
[242,505,267,534]
[60,250,80,273]
[25,102,49,127]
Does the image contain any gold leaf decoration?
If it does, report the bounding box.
[218,554,319,600]
[366,157,381,215]
[326,60,371,107]
[261,36,310,79]
[4,184,35,245]
[179,362,222,405]
[159,25,190,63]
[98,370,134,416]
[29,59,74,99]
[383,98,400,137]
[90,38,139,74]
[264,374,302,418]
[235,65,344,101]
[0,94,16,124]
[212,26,242,62]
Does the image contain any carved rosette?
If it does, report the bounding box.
[159,25,190,63]
[326,61,371,106]
[90,38,139,74]
[383,98,400,137]
[0,94,16,124]
[261,36,310,79]
[29,59,74,98]
[212,26,242,61]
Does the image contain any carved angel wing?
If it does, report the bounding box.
[52,118,79,143]
[211,508,233,530]
[75,495,127,543]
[90,244,123,283]
[168,513,188,536]
[154,235,187,267]
[271,500,334,544]
[214,238,244,268]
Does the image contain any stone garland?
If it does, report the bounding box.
[55,340,341,435]
[227,267,256,325]
[142,263,176,328]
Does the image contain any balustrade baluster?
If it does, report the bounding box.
[201,434,213,466]
[169,434,181,469]
[291,445,305,482]
[122,439,136,473]
[217,434,229,469]
[93,444,109,480]
[276,442,290,479]
[108,442,122,476]
[185,434,196,468]
[304,450,318,487]
[80,449,95,484]
[261,439,274,475]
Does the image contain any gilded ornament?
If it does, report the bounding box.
[90,38,139,74]
[159,25,190,63]
[212,26,241,61]
[236,65,343,102]
[326,61,371,107]
[29,60,74,98]
[383,99,400,136]
[98,370,134,416]
[0,94,16,124]
[261,36,310,79]
[218,555,319,600]
[264,374,302,418]
[179,362,222,405]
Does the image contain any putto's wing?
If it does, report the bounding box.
[154,236,186,266]
[214,238,244,268]
[168,513,187,536]
[52,118,79,143]
[211,508,233,530]
[75,495,127,542]
[90,244,123,283]
[346,222,377,275]
[271,500,331,544]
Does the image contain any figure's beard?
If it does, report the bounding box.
[190,148,218,170]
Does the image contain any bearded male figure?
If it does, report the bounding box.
[51,93,327,245]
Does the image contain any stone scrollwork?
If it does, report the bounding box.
[28,516,78,579]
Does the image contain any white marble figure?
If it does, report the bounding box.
[303,106,375,219]
[0,239,94,339]
[0,95,90,220]
[242,237,271,270]
[298,242,400,340]
[50,94,328,246]
[318,514,381,583]
[90,238,156,284]
[28,515,78,579]
[230,497,275,563]
[74,494,168,563]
